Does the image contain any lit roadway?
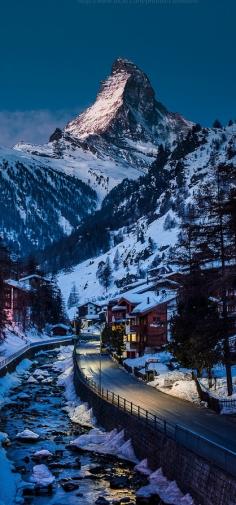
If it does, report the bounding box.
[76,341,236,454]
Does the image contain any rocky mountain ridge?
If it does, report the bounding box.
[0,58,235,262]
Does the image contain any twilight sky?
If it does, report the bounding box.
[0,0,235,147]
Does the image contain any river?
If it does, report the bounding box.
[0,346,146,505]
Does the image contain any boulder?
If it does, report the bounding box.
[110,476,130,489]
[95,497,110,505]
[30,464,55,487]
[61,481,80,492]
[16,429,40,442]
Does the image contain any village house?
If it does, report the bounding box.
[107,289,177,358]
[78,301,101,318]
[76,301,106,331]
[19,274,51,290]
[4,274,51,328]
[50,323,71,337]
[4,279,31,327]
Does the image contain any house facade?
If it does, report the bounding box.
[107,290,177,358]
[4,274,51,328]
[78,302,101,318]
[4,280,31,327]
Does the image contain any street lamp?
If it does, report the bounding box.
[99,330,102,394]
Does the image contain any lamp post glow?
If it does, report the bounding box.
[99,331,102,394]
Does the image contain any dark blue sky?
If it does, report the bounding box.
[0,0,235,146]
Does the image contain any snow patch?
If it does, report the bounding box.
[30,464,55,486]
[70,427,138,463]
[137,467,194,504]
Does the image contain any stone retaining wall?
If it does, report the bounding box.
[0,338,74,377]
[73,356,236,505]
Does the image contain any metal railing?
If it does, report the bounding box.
[0,335,74,371]
[195,378,236,413]
[74,353,236,479]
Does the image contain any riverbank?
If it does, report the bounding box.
[0,344,195,505]
[0,346,140,505]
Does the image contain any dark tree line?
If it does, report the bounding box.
[170,163,236,395]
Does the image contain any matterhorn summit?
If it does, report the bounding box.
[65,57,192,146]
[15,57,193,178]
[4,57,229,257]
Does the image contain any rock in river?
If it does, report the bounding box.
[16,429,40,442]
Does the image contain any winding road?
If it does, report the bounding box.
[76,341,236,455]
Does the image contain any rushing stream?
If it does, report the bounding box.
[0,346,146,505]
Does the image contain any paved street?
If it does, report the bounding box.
[76,341,236,454]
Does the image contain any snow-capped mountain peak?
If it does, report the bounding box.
[65,57,192,146]
[3,58,234,262]
[65,59,131,139]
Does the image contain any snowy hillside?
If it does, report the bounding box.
[57,122,236,309]
[0,58,194,254]
[0,146,97,255]
[14,135,143,203]
[57,210,178,316]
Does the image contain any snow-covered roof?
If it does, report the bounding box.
[155,278,180,288]
[84,314,100,320]
[20,274,50,282]
[78,301,101,308]
[120,293,146,304]
[51,323,71,330]
[4,279,30,292]
[112,305,127,311]
[131,290,176,315]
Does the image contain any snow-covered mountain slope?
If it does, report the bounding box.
[58,211,178,316]
[14,135,142,203]
[0,146,97,255]
[57,123,236,307]
[15,58,192,198]
[1,58,235,263]
[0,57,193,255]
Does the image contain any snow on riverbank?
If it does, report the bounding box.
[124,353,200,405]
[30,464,55,486]
[70,427,138,463]
[0,358,33,407]
[135,462,194,504]
[53,346,96,427]
[0,327,51,364]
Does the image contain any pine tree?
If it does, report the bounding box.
[67,282,79,309]
[0,239,13,337]
[97,257,112,291]
[113,249,120,271]
[147,237,156,254]
[111,327,125,360]
[24,254,38,276]
[171,204,200,272]
[0,238,13,279]
[101,323,112,346]
[213,119,222,129]
[170,270,222,381]
[31,278,65,331]
[173,164,236,395]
